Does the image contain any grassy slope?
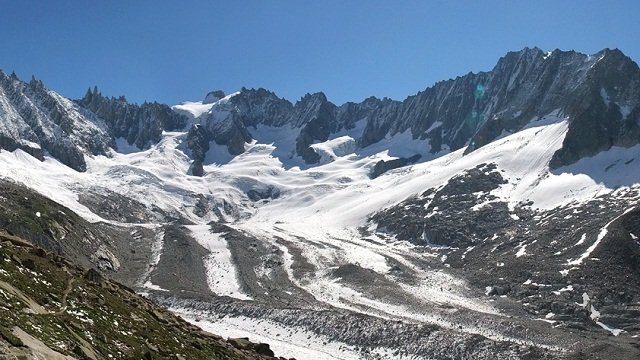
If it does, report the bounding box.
[0,232,272,360]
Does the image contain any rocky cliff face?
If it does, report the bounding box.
[550,49,640,168]
[78,87,189,151]
[0,71,112,171]
[184,48,640,175]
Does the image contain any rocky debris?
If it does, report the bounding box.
[486,285,510,296]
[147,225,213,295]
[0,179,117,269]
[229,337,253,350]
[0,231,33,248]
[0,326,24,347]
[0,179,169,290]
[247,185,280,202]
[154,294,561,360]
[77,187,163,223]
[370,168,640,341]
[253,343,276,357]
[371,163,511,247]
[90,244,121,271]
[227,338,289,359]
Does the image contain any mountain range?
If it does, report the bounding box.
[1,47,639,359]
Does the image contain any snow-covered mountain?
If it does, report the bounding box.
[1,48,640,359]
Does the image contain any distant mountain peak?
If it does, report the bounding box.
[203,90,226,104]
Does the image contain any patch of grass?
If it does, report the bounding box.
[0,326,24,347]
[0,238,259,359]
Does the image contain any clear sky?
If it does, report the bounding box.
[1,1,639,106]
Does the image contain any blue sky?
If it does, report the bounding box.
[1,1,639,105]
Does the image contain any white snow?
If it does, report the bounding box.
[600,88,611,106]
[552,285,573,295]
[203,141,235,165]
[590,305,600,320]
[310,136,357,164]
[515,243,528,257]
[19,139,41,149]
[545,312,555,319]
[577,292,590,308]
[574,233,586,246]
[172,92,240,126]
[187,225,251,300]
[114,137,141,154]
[171,101,215,120]
[142,281,167,292]
[596,321,624,336]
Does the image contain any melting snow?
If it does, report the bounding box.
[114,137,142,154]
[515,243,528,257]
[574,233,586,246]
[188,225,252,300]
[143,281,168,292]
[596,321,624,336]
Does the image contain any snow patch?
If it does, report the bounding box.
[114,137,142,154]
[574,233,586,246]
[187,225,252,300]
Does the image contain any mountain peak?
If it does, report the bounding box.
[297,91,328,104]
[203,90,226,104]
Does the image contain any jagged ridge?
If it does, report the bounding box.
[1,48,639,175]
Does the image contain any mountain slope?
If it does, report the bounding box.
[0,232,280,360]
